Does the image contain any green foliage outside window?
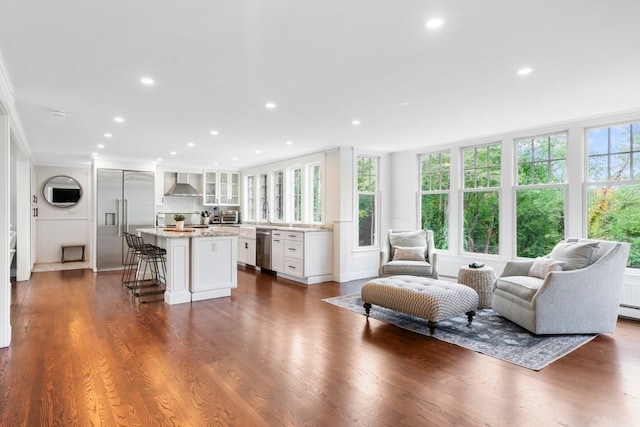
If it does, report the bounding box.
[588,185,640,268]
[463,191,499,254]
[421,193,448,249]
[358,156,377,247]
[516,133,567,258]
[516,188,565,258]
[463,144,501,254]
[587,123,640,268]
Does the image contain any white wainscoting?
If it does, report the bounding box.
[36,218,90,263]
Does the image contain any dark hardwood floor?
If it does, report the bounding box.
[1,267,639,426]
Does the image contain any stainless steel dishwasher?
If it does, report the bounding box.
[256,229,272,270]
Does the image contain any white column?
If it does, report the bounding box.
[0,109,11,347]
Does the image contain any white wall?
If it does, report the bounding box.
[35,165,90,263]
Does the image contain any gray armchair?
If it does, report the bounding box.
[379,229,438,279]
[492,238,630,334]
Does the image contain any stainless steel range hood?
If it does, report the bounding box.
[165,173,201,197]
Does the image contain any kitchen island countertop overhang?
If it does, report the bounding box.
[137,228,238,305]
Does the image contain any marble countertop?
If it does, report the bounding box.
[137,228,238,238]
[236,224,331,232]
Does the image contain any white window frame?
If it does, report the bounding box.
[245,174,255,222]
[461,142,502,256]
[514,132,568,258]
[355,155,379,249]
[419,150,451,251]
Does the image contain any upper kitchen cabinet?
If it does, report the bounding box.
[203,171,240,206]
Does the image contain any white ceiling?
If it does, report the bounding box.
[1,0,640,170]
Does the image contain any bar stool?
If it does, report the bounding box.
[130,235,167,302]
[122,232,141,288]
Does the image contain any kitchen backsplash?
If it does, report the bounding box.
[157,196,238,222]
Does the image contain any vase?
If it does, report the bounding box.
[202,217,210,225]
[175,221,184,230]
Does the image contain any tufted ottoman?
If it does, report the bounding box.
[361,275,478,333]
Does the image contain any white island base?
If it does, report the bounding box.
[138,228,238,305]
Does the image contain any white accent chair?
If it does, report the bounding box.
[492,238,630,334]
[379,229,439,279]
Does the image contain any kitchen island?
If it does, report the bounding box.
[137,228,238,305]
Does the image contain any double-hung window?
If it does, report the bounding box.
[419,151,450,250]
[259,173,268,221]
[357,155,378,247]
[310,163,322,223]
[462,143,501,254]
[245,175,255,222]
[515,133,567,257]
[273,170,284,222]
[587,122,640,268]
[291,167,303,222]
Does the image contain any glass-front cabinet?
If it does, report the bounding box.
[203,171,218,205]
[203,170,240,206]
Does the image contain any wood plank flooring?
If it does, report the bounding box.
[1,267,639,426]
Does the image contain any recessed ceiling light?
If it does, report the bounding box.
[157,158,163,162]
[352,120,361,125]
[140,77,155,86]
[425,18,444,29]
[232,157,238,161]
[170,151,177,156]
[187,142,195,147]
[91,152,99,157]
[210,130,219,136]
[104,133,112,138]
[97,144,105,148]
[517,67,533,75]
[214,162,219,166]
[256,150,262,154]
[286,141,293,145]
[265,102,277,109]
[114,116,125,123]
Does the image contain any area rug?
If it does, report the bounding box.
[323,293,597,371]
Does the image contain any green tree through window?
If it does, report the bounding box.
[420,151,450,249]
[516,133,567,257]
[587,123,640,268]
[357,156,377,247]
[463,143,501,254]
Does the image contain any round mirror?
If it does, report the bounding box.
[42,175,83,208]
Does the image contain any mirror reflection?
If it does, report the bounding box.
[43,175,82,208]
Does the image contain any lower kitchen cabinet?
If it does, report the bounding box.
[237,226,256,266]
[238,237,256,266]
[271,229,332,284]
[191,236,238,301]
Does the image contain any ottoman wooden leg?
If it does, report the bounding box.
[428,320,437,335]
[363,302,372,317]
[466,310,476,327]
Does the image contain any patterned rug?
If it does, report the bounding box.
[323,293,597,370]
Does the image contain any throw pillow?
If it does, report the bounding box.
[528,257,566,279]
[389,230,427,251]
[548,240,600,270]
[392,246,426,262]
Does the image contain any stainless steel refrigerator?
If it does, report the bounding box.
[97,169,155,271]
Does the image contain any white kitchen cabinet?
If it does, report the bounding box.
[203,170,240,206]
[271,231,284,272]
[237,226,256,266]
[271,229,332,284]
[190,235,238,301]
